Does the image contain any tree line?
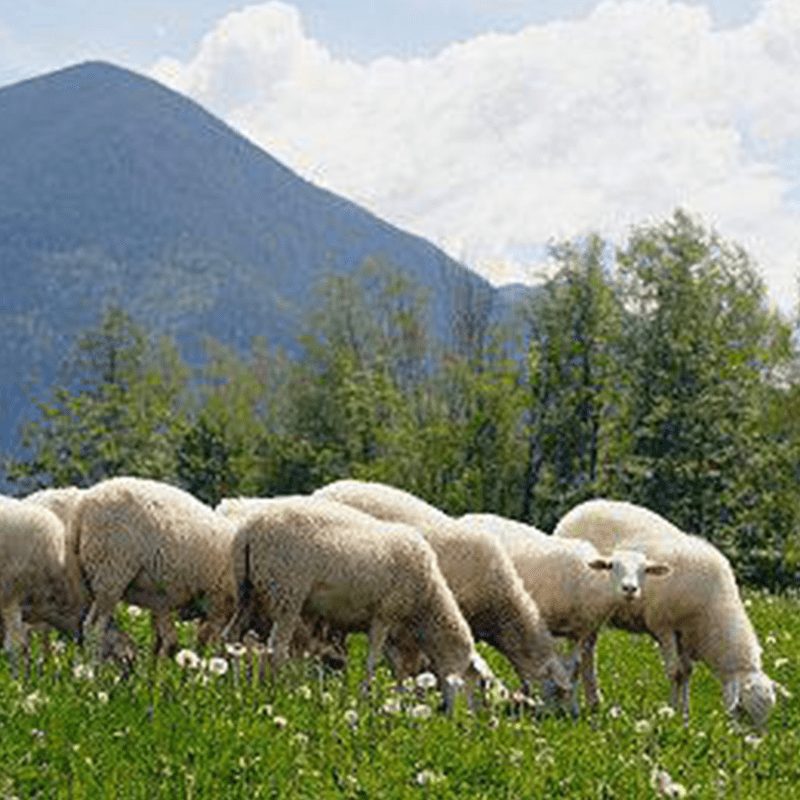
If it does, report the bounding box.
[6,211,799,589]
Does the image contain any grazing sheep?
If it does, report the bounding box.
[217,496,349,668]
[459,513,670,708]
[554,499,779,726]
[72,477,236,659]
[228,495,490,707]
[314,480,572,695]
[0,498,82,670]
[24,486,86,525]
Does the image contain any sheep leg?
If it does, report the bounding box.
[676,651,693,723]
[2,604,27,677]
[580,632,602,709]
[266,607,302,675]
[151,611,178,658]
[82,595,118,663]
[361,618,390,694]
[656,631,683,710]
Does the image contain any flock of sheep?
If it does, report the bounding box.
[0,476,785,727]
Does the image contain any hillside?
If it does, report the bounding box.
[0,61,515,464]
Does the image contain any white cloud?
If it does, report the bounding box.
[151,0,800,309]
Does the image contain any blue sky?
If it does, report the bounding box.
[1,1,797,307]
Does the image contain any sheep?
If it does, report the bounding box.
[227,495,491,708]
[313,480,572,697]
[217,496,349,669]
[0,498,82,671]
[24,486,86,525]
[72,476,236,659]
[459,512,670,709]
[553,498,780,726]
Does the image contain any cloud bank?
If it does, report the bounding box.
[152,0,800,305]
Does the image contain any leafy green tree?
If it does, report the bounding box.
[617,210,795,578]
[7,307,188,489]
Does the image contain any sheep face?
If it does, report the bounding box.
[588,550,670,602]
[724,670,777,728]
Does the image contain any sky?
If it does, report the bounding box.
[1,0,798,309]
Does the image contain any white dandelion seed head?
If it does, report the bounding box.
[72,663,95,681]
[415,769,444,787]
[343,709,359,728]
[657,705,677,719]
[296,685,312,701]
[273,716,288,729]
[207,657,229,676]
[382,698,402,715]
[96,691,109,705]
[608,704,623,719]
[175,649,202,670]
[415,672,437,691]
[127,605,144,618]
[409,703,432,720]
[634,719,652,734]
[224,643,247,659]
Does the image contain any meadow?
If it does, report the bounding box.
[1,591,797,799]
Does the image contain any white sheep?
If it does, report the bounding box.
[459,512,670,709]
[72,476,237,658]
[24,486,86,525]
[227,495,491,707]
[554,498,780,726]
[314,480,572,696]
[0,498,82,670]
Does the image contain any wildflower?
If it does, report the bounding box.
[415,769,445,786]
[651,767,687,798]
[445,674,464,691]
[608,704,623,719]
[382,698,402,715]
[273,716,288,730]
[634,719,652,734]
[225,643,247,659]
[487,716,500,729]
[291,732,309,747]
[72,663,95,681]
[296,685,312,701]
[744,733,763,748]
[96,691,109,705]
[175,649,202,670]
[415,672,437,691]
[31,729,45,739]
[207,657,229,677]
[320,691,333,706]
[22,691,46,714]
[51,640,66,655]
[774,657,789,669]
[343,709,359,728]
[657,705,677,719]
[409,703,432,720]
[766,634,777,646]
[127,605,144,618]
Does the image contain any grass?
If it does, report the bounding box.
[1,591,798,799]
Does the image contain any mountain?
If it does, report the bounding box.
[0,61,519,467]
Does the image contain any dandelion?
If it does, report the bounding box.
[608,704,623,719]
[744,733,763,748]
[30,729,45,739]
[96,691,109,705]
[657,705,677,719]
[382,698,402,715]
[445,674,464,691]
[415,769,445,786]
[320,691,334,706]
[21,691,46,714]
[765,634,777,645]
[291,732,309,748]
[409,703,432,720]
[127,605,144,618]
[51,640,66,655]
[296,685,312,701]
[415,672,437,691]
[273,716,288,730]
[487,716,500,730]
[775,657,789,669]
[72,663,95,681]
[175,649,201,670]
[207,657,229,677]
[634,719,652,734]
[651,767,687,798]
[343,709,359,728]
[225,643,246,659]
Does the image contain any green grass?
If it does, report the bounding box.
[1,592,798,799]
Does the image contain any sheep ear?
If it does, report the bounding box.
[723,679,741,713]
[645,562,671,576]
[588,558,613,571]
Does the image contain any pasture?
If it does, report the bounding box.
[1,592,797,798]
